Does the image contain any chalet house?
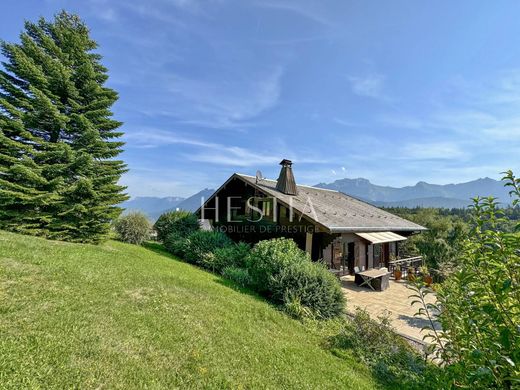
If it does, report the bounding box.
[196,159,426,274]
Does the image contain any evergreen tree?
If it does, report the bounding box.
[0,11,128,242]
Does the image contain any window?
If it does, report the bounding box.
[262,200,271,216]
[373,244,382,264]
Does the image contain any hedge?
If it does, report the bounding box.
[154,210,199,242]
[181,230,233,265]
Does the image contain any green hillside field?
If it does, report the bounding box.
[0,230,381,389]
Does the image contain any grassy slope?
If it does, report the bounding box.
[0,230,379,389]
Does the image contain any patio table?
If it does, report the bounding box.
[355,269,390,291]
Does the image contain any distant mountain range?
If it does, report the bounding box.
[174,189,215,215]
[315,177,511,208]
[121,189,215,220]
[122,177,511,220]
[121,196,185,219]
[374,197,472,209]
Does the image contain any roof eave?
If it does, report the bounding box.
[329,226,427,233]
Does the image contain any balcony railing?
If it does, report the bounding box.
[388,256,424,277]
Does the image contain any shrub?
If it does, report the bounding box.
[182,230,233,265]
[113,212,151,245]
[246,238,308,294]
[273,261,345,319]
[221,266,252,288]
[245,238,344,319]
[153,211,200,242]
[282,295,315,320]
[163,233,189,258]
[202,242,250,273]
[329,309,437,388]
[410,171,520,388]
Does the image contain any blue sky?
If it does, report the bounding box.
[2,1,520,198]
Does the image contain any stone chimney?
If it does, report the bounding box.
[276,159,297,195]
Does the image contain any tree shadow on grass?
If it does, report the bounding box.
[141,241,267,303]
[212,277,270,303]
[142,241,172,257]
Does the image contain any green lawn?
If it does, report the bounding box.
[0,230,380,389]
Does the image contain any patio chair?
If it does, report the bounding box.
[361,265,366,272]
[354,266,360,274]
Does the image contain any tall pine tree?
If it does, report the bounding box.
[0,11,128,242]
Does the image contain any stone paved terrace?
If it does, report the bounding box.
[340,275,439,342]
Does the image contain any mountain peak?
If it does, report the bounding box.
[316,176,508,207]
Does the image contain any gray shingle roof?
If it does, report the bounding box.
[237,174,426,233]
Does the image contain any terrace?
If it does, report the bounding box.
[340,274,439,343]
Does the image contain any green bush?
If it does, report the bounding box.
[154,211,200,242]
[246,238,344,319]
[329,309,438,388]
[221,266,252,288]
[164,234,344,320]
[163,233,188,258]
[282,295,315,320]
[410,171,520,388]
[182,230,233,265]
[202,242,250,273]
[246,238,309,294]
[273,261,345,319]
[113,212,151,245]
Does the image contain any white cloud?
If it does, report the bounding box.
[187,147,281,167]
[255,1,334,27]
[120,166,219,198]
[378,114,424,130]
[486,69,520,105]
[123,128,216,149]
[374,69,520,175]
[347,73,386,99]
[432,111,520,140]
[97,7,118,22]
[124,128,281,167]
[333,117,360,127]
[164,66,284,129]
[400,142,467,160]
[124,127,332,169]
[186,147,329,168]
[123,0,209,20]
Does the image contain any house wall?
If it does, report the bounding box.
[322,245,332,264]
[367,245,374,269]
[323,233,370,271]
[357,241,367,269]
[390,242,397,258]
[340,233,357,243]
[321,234,408,272]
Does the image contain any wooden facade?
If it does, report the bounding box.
[198,175,324,250]
[321,234,404,274]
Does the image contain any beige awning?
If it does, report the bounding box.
[355,231,407,244]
